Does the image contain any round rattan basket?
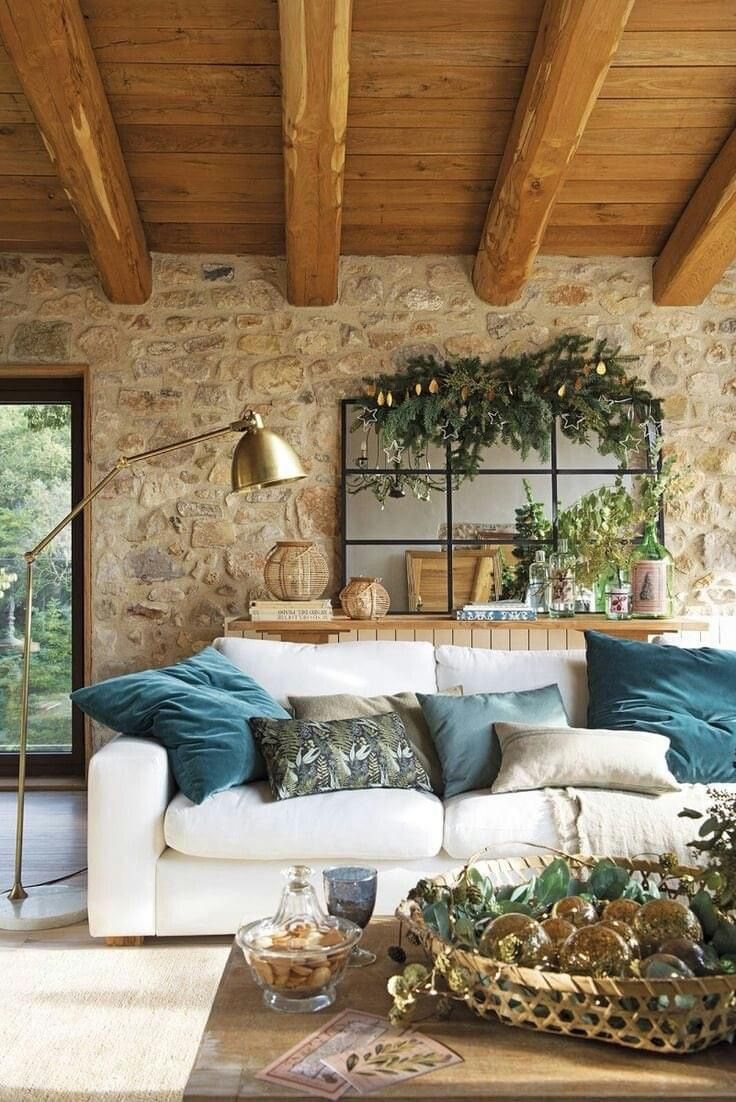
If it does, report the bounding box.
[263,541,329,601]
[396,854,736,1056]
[339,576,390,620]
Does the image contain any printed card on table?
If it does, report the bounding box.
[323,1031,463,1094]
[255,1009,390,1099]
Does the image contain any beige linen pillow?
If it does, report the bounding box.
[492,723,680,796]
[288,688,462,795]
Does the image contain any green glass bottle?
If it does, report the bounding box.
[631,522,673,618]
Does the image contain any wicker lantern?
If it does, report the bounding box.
[339,576,390,620]
[263,541,329,601]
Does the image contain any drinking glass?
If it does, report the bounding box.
[323,866,377,967]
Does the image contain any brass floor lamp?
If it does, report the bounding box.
[0,410,305,931]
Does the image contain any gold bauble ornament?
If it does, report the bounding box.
[559,924,632,978]
[428,378,439,394]
[552,895,597,928]
[596,361,607,376]
[377,390,385,406]
[633,899,703,955]
[541,917,575,947]
[386,390,393,407]
[479,914,551,967]
[414,382,422,396]
[601,898,641,926]
[557,384,566,398]
[599,918,641,959]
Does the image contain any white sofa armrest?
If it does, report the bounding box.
[87,736,173,938]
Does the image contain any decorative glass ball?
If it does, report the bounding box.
[552,896,598,928]
[479,914,551,967]
[633,900,703,955]
[639,953,695,980]
[658,938,712,977]
[542,917,575,946]
[559,924,633,978]
[599,918,641,959]
[601,898,641,926]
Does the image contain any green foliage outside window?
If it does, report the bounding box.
[0,404,73,752]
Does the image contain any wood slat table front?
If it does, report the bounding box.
[184,919,736,1101]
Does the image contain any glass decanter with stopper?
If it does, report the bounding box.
[547,538,576,618]
[631,521,673,618]
[236,865,361,1013]
[526,549,548,613]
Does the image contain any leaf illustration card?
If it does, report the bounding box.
[323,1031,463,1094]
[255,1010,390,1099]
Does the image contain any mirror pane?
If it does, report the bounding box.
[557,472,635,514]
[555,419,652,471]
[345,484,447,541]
[345,543,446,614]
[451,439,548,472]
[344,401,447,471]
[451,473,552,541]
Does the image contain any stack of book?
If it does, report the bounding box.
[249,599,334,623]
[454,601,536,622]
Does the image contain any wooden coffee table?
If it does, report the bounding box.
[185,919,736,1100]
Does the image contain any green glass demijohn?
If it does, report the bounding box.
[631,521,673,618]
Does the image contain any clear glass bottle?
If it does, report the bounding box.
[526,549,548,613]
[631,522,673,618]
[547,538,576,618]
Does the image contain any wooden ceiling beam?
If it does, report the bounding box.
[653,129,736,306]
[0,0,151,303]
[472,0,634,306]
[278,0,352,306]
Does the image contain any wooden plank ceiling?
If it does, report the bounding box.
[2,0,736,304]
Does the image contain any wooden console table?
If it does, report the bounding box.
[224,614,708,649]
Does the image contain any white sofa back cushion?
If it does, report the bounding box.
[214,637,438,705]
[435,646,588,728]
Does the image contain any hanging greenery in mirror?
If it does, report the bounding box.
[356,334,661,488]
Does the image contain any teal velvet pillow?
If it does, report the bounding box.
[585,630,736,784]
[418,685,569,797]
[250,712,432,801]
[72,646,290,803]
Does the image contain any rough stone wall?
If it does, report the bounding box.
[1,251,735,690]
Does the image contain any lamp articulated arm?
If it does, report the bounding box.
[8,410,263,903]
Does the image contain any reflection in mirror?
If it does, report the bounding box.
[449,474,553,543]
[346,485,447,542]
[450,439,547,472]
[345,544,445,614]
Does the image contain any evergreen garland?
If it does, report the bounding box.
[357,334,660,479]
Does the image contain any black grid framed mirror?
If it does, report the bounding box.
[340,397,664,614]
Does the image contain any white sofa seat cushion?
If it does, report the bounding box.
[165,782,445,861]
[214,638,438,705]
[443,788,575,860]
[436,645,588,727]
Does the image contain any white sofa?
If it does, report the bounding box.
[87,638,718,939]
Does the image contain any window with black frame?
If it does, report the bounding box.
[341,398,662,614]
[0,376,85,777]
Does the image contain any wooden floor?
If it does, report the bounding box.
[0,790,86,893]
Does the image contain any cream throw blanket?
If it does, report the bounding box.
[546,784,719,862]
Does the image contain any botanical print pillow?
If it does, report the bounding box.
[250,712,433,801]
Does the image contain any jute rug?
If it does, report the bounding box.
[0,942,230,1102]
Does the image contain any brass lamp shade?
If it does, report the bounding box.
[231,414,306,492]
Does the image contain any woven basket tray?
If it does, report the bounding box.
[396,854,736,1056]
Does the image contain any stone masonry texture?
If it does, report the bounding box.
[1,253,735,731]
